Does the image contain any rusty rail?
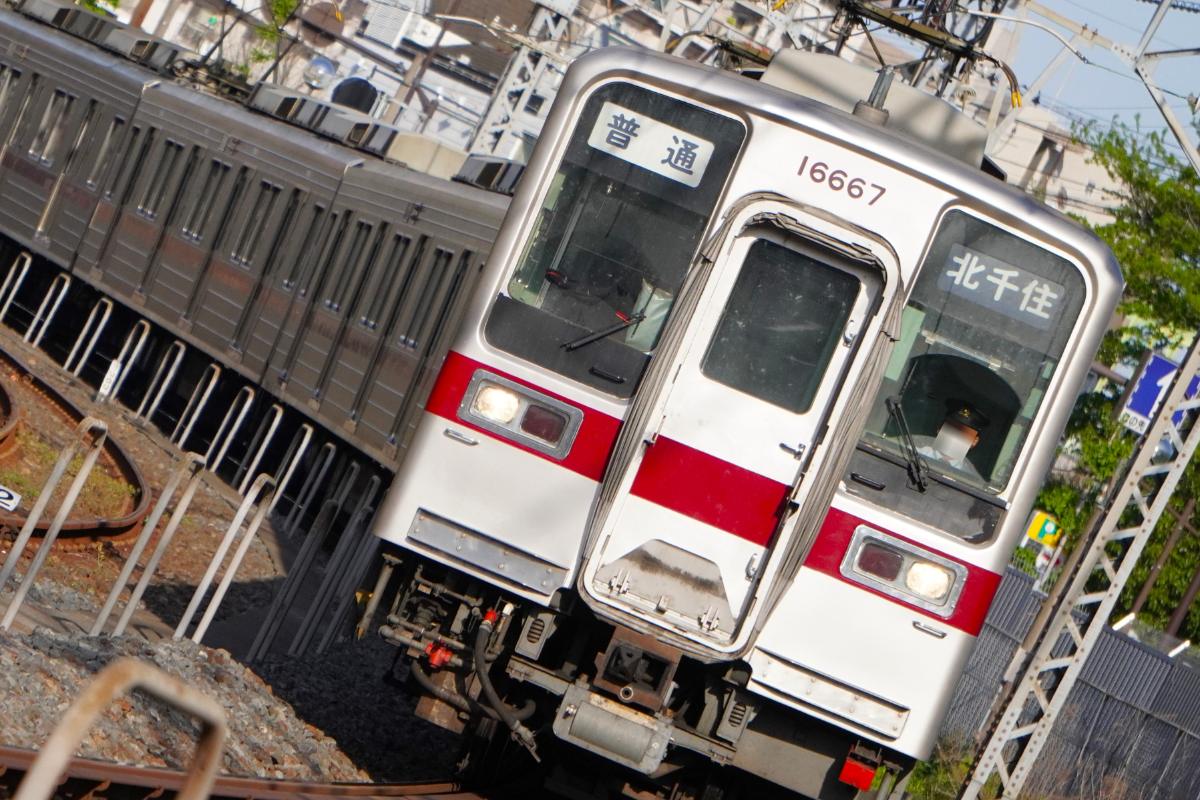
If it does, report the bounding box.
[0,341,151,544]
[0,744,478,799]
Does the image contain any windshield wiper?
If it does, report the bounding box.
[886,396,928,493]
[562,313,645,352]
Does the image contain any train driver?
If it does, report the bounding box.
[918,401,989,479]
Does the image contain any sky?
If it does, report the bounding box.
[1001,0,1200,158]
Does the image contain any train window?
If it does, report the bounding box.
[35,100,97,235]
[106,125,149,200]
[4,74,37,151]
[28,89,73,164]
[282,203,326,291]
[137,140,185,219]
[206,166,250,256]
[304,212,350,297]
[360,234,413,329]
[486,82,745,398]
[85,116,125,189]
[701,240,860,414]
[0,67,20,129]
[259,189,301,276]
[181,158,231,240]
[326,221,375,312]
[396,248,454,348]
[862,210,1086,494]
[231,180,282,265]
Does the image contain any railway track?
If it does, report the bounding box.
[0,340,151,548]
[0,746,481,800]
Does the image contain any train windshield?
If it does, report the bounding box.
[485,82,745,397]
[862,211,1085,493]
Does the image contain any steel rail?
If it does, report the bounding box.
[0,744,480,800]
[0,340,151,546]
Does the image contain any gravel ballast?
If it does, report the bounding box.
[0,626,369,781]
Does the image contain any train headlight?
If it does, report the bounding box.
[841,526,966,617]
[471,382,520,424]
[904,561,954,603]
[459,370,584,460]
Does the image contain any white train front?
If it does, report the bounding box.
[370,46,1122,798]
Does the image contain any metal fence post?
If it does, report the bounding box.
[190,477,276,645]
[174,473,273,641]
[111,459,209,638]
[281,441,336,538]
[235,403,284,494]
[245,461,356,662]
[63,297,113,376]
[290,472,378,656]
[204,385,254,471]
[89,452,206,637]
[24,272,71,346]
[106,319,151,403]
[0,251,32,325]
[135,340,186,423]
[171,363,221,449]
[0,418,108,630]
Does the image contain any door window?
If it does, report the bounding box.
[702,239,861,413]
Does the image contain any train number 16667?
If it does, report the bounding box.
[796,156,886,205]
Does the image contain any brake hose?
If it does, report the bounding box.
[474,608,540,760]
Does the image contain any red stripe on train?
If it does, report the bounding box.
[423,351,622,481]
[804,506,1002,636]
[629,436,789,547]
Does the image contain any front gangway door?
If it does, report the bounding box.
[580,209,889,655]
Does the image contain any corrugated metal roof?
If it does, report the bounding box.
[1081,628,1172,708]
[926,563,1200,796]
[1151,663,1200,737]
[981,567,1042,640]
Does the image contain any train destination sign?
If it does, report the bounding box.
[938,244,1065,331]
[587,101,714,188]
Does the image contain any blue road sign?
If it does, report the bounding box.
[1119,353,1200,434]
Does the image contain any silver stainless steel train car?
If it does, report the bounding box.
[0,0,507,468]
[371,47,1123,797]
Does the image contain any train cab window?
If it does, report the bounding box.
[232,180,282,265]
[861,210,1085,494]
[28,88,73,164]
[137,139,184,218]
[485,82,745,398]
[360,234,412,329]
[702,239,860,413]
[181,158,231,240]
[85,116,124,189]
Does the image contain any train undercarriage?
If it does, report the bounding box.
[373,550,912,800]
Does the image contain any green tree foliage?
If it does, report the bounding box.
[257,0,300,43]
[1084,122,1200,342]
[78,0,119,15]
[1073,121,1200,641]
